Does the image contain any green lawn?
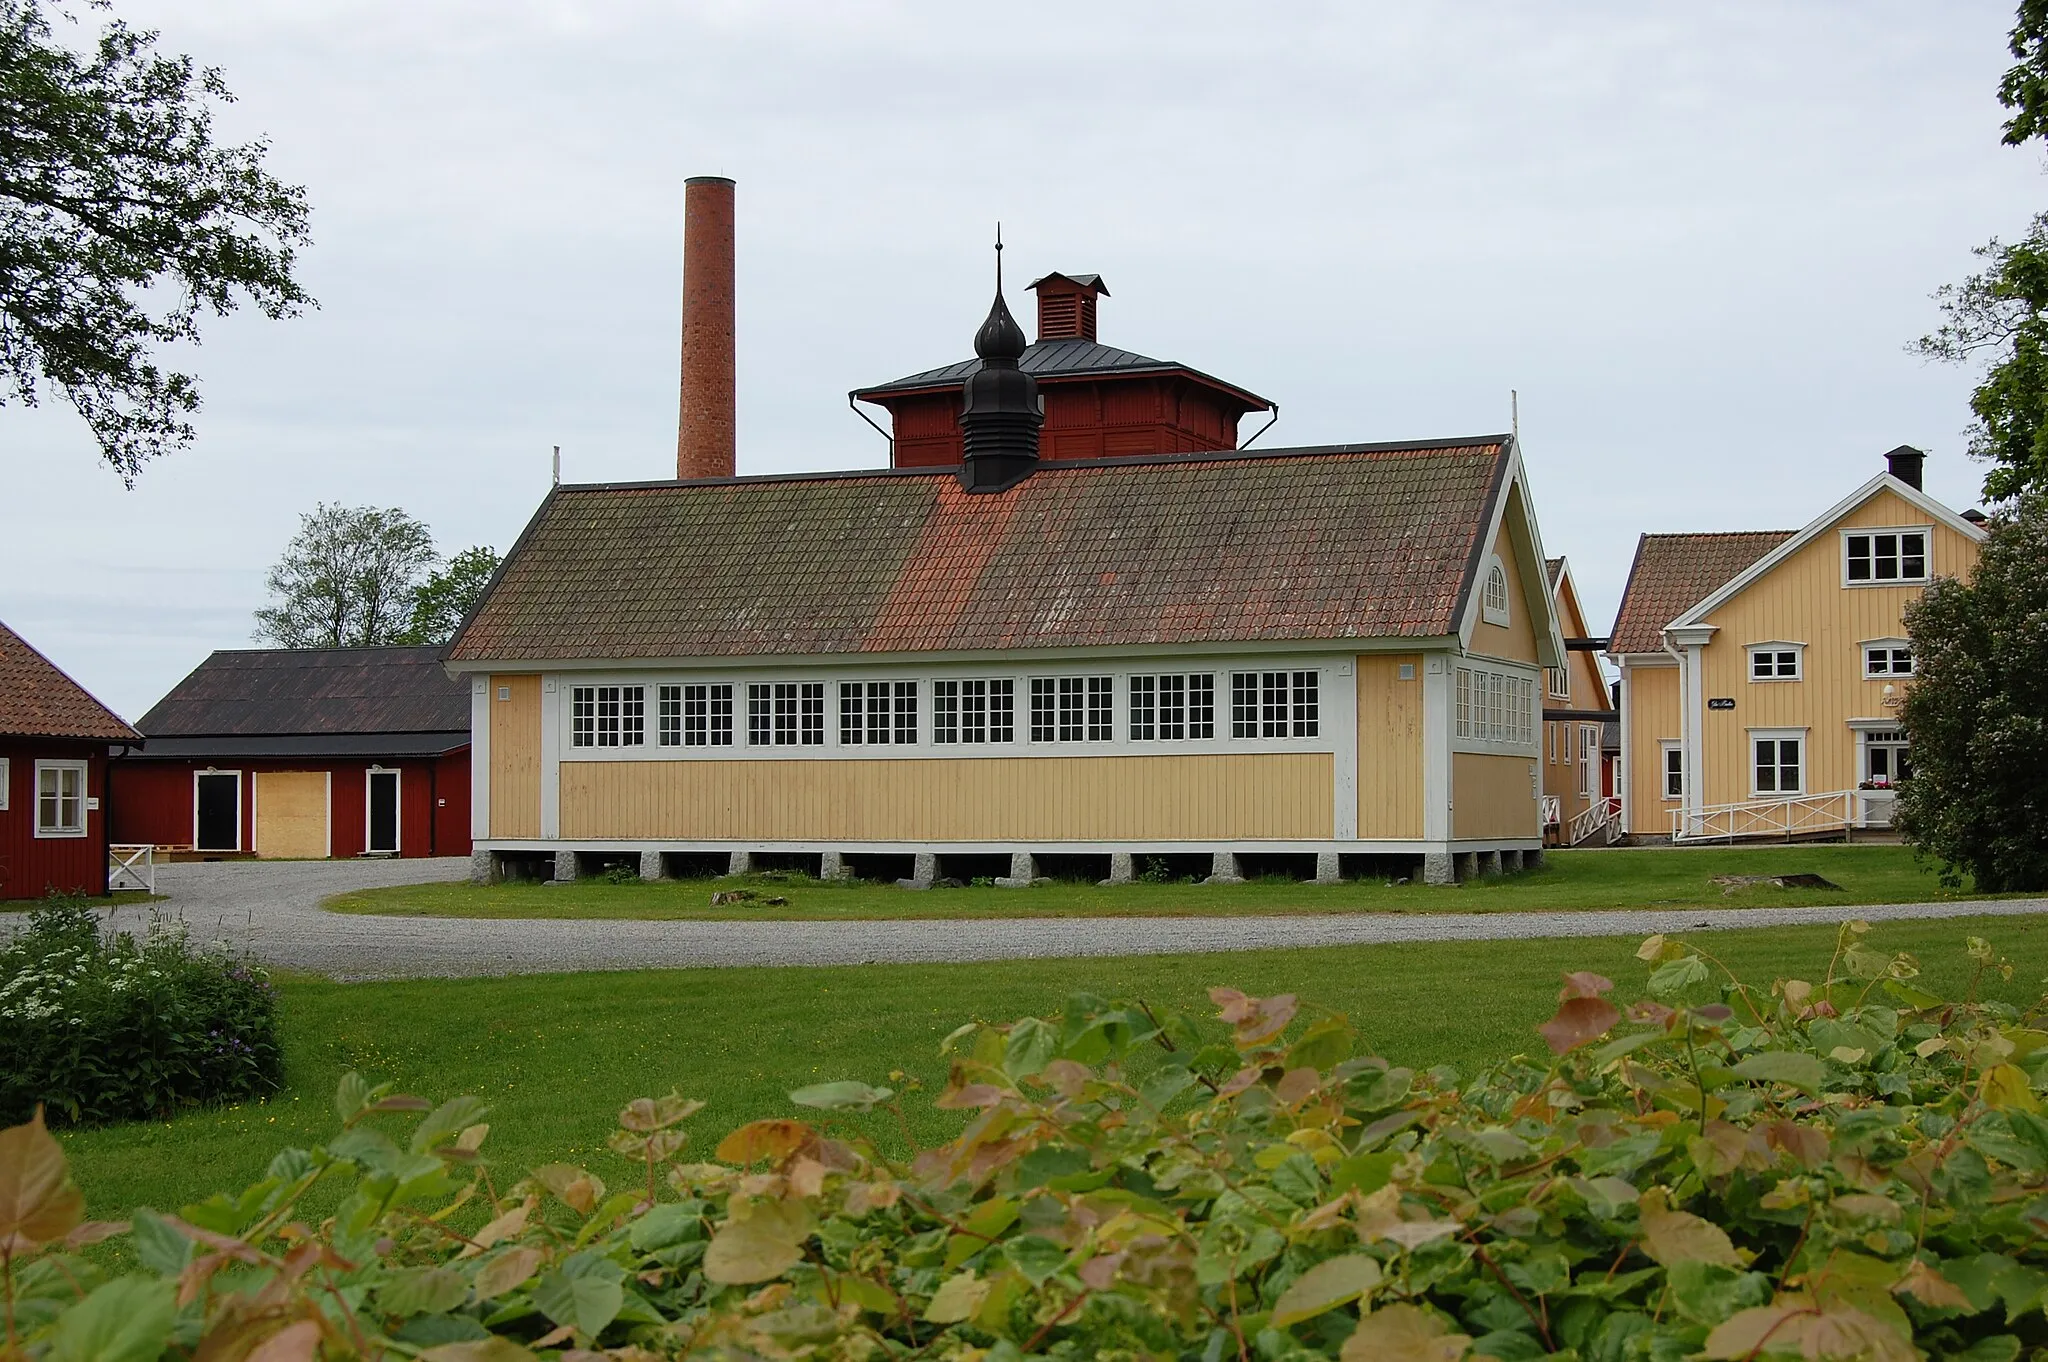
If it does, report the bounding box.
[323,845,1997,920]
[55,910,2048,1226]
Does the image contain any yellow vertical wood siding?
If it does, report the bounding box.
[1691,489,1980,807]
[489,674,542,838]
[1355,654,1423,838]
[1543,575,1611,825]
[1623,663,1679,832]
[558,753,1333,842]
[253,771,327,859]
[1470,493,1540,665]
[1452,752,1539,838]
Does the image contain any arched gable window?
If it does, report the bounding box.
[1481,557,1511,626]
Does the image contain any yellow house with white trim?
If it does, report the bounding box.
[448,435,1568,887]
[1607,447,1986,841]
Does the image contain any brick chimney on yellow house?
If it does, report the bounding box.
[675,175,736,479]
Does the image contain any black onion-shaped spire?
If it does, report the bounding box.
[959,229,1041,493]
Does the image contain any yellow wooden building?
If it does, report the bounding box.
[1607,448,1986,841]
[1540,559,1619,845]
[447,436,1568,886]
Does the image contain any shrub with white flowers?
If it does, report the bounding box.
[0,896,282,1124]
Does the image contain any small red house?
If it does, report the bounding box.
[111,646,470,860]
[0,620,140,900]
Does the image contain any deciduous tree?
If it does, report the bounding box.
[253,504,436,649]
[397,544,501,646]
[1894,495,2048,891]
[0,0,312,482]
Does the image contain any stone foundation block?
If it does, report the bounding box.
[553,849,578,883]
[1525,847,1547,870]
[1205,850,1245,885]
[1423,851,1456,886]
[996,850,1039,889]
[1314,849,1342,884]
[1453,851,1478,883]
[897,851,938,890]
[1103,851,1135,886]
[724,850,753,877]
[639,850,666,882]
[1500,848,1523,873]
[470,849,501,885]
[1478,849,1503,877]
[820,850,852,881]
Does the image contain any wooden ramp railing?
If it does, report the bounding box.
[108,844,156,895]
[1671,791,1859,844]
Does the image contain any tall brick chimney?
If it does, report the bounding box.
[1029,273,1108,343]
[676,176,736,479]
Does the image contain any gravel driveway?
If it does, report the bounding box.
[23,857,2044,981]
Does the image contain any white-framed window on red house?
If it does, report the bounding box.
[34,760,86,838]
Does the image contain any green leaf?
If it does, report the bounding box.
[533,1254,625,1338]
[128,1208,192,1276]
[1666,1261,1773,1327]
[1287,1019,1354,1071]
[703,1200,812,1285]
[1728,1051,1825,1094]
[789,1081,895,1112]
[1332,1150,1399,1197]
[335,1071,372,1123]
[1345,1065,1414,1112]
[48,1276,176,1362]
[1003,1234,1069,1285]
[1271,1253,1381,1327]
[1139,1063,1199,1112]
[628,1202,703,1253]
[1004,1017,1058,1079]
[411,1096,490,1154]
[1647,955,1712,997]
[380,1266,471,1318]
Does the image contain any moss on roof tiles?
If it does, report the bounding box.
[450,442,1509,663]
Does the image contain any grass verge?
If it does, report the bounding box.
[322,845,1992,920]
[57,909,2048,1224]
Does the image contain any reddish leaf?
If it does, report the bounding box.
[246,1319,323,1362]
[0,1107,83,1250]
[934,1084,1005,1111]
[1539,996,1622,1055]
[1560,971,1614,1000]
[715,1119,817,1166]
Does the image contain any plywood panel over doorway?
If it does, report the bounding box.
[254,771,328,859]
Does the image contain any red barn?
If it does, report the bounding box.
[111,646,470,860]
[0,620,140,899]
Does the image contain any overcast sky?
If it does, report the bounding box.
[3,1,2039,721]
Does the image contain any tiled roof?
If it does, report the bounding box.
[136,646,469,739]
[1608,531,1796,654]
[1545,557,1564,590]
[0,620,138,741]
[854,337,1271,408]
[451,439,1513,664]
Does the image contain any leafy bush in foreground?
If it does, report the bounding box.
[6,924,2048,1360]
[0,896,282,1125]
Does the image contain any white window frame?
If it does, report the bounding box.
[1842,526,1931,587]
[34,759,89,839]
[1660,741,1683,801]
[1858,728,1911,787]
[0,755,9,811]
[1453,664,1535,747]
[1749,728,1808,797]
[1861,638,1914,678]
[1746,641,1805,683]
[1481,556,1511,627]
[1578,724,1596,798]
[747,681,826,747]
[839,680,919,746]
[1229,670,1321,740]
[932,678,1017,745]
[365,766,402,855]
[1129,672,1217,742]
[570,683,646,749]
[1546,665,1569,700]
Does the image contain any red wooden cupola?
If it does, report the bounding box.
[852,271,1273,468]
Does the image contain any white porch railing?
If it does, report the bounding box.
[1568,796,1623,846]
[1671,790,1860,843]
[108,843,157,895]
[1541,795,1562,828]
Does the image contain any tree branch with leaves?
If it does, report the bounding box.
[0,0,313,483]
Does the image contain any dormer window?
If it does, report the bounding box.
[1481,558,1511,626]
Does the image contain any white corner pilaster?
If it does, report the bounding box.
[1333,658,1359,840]
[1666,627,1715,839]
[1422,652,1452,842]
[469,675,490,842]
[540,673,562,839]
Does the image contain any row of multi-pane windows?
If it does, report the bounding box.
[1746,642,1916,681]
[570,671,1322,749]
[1453,666,1536,745]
